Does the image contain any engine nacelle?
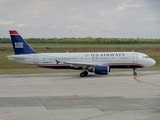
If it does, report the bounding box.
[94,66,109,75]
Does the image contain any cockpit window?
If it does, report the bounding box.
[143,56,149,59]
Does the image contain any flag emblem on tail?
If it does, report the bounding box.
[15,42,23,48]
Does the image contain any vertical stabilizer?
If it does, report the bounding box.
[9,30,36,55]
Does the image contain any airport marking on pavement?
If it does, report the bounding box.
[134,76,160,87]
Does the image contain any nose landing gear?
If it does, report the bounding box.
[133,68,138,76]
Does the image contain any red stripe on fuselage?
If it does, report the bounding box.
[28,63,145,68]
[28,64,66,67]
[103,63,145,67]
[9,30,19,35]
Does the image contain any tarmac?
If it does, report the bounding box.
[0,71,160,120]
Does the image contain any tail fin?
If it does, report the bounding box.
[9,30,36,55]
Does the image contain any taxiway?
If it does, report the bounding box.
[0,71,160,120]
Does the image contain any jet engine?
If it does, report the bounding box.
[89,66,109,75]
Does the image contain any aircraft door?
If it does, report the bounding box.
[132,53,138,62]
[34,54,39,65]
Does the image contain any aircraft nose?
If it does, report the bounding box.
[151,59,156,66]
[146,58,156,67]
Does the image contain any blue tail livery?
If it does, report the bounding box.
[9,30,36,55]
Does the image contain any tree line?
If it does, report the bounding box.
[0,37,160,44]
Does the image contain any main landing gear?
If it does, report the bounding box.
[80,71,88,77]
[133,68,138,76]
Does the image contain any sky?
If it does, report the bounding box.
[0,0,160,38]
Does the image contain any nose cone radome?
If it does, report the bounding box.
[151,59,156,66]
[145,58,156,67]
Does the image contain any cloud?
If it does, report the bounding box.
[50,25,56,29]
[0,0,159,38]
[79,27,87,31]
[17,23,35,27]
[117,1,145,11]
[109,27,119,30]
[148,14,160,21]
[68,25,80,29]
[0,20,14,25]
[67,25,87,31]
[29,0,59,15]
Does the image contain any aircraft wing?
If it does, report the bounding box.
[64,61,103,67]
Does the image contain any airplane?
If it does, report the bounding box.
[7,30,156,77]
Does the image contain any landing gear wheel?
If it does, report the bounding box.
[80,71,88,77]
[133,72,137,76]
[80,72,85,77]
[84,71,88,76]
[133,68,138,76]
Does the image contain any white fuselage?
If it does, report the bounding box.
[7,52,156,69]
[7,30,156,77]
